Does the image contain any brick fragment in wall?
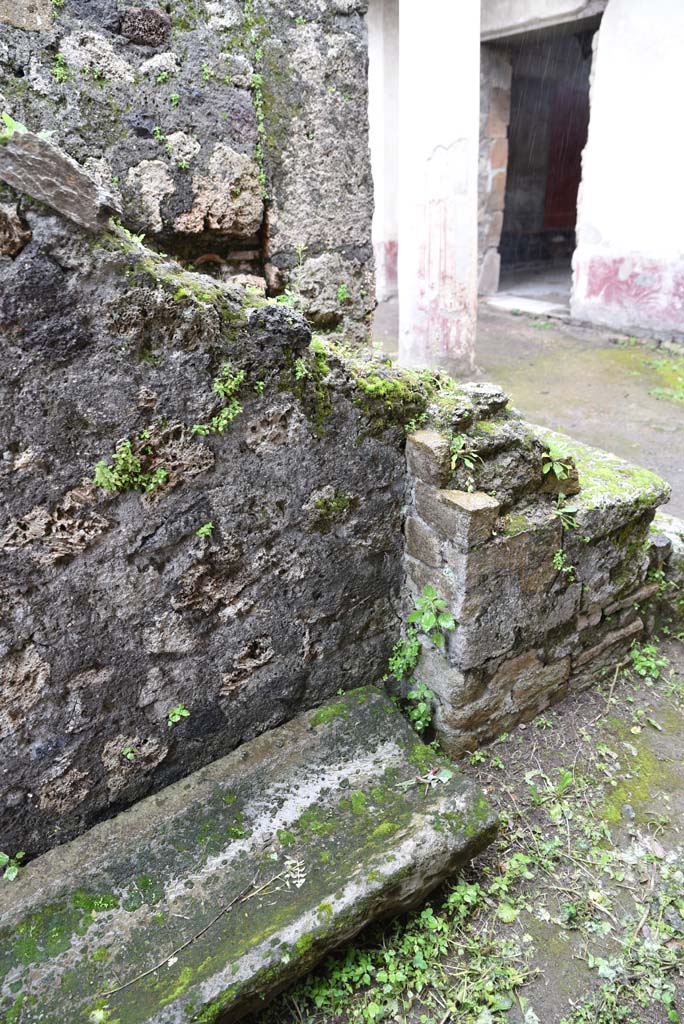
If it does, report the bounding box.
[489,138,509,171]
[486,88,511,138]
[573,617,644,670]
[405,516,442,569]
[415,482,500,550]
[577,605,603,632]
[433,653,572,758]
[603,582,659,618]
[405,432,451,487]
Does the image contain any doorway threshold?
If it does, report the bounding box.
[484,293,569,317]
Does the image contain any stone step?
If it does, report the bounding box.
[0,687,496,1024]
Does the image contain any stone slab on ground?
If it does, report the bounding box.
[0,687,496,1024]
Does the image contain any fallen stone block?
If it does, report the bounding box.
[0,687,496,1023]
[0,130,120,232]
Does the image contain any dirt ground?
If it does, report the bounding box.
[257,637,684,1024]
[373,302,684,519]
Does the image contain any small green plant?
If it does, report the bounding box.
[629,641,668,680]
[404,413,428,435]
[152,125,165,144]
[156,70,169,84]
[51,53,69,83]
[449,433,483,473]
[0,850,25,882]
[543,444,573,481]
[122,746,137,762]
[385,628,420,682]
[553,493,579,530]
[213,363,246,400]
[201,61,211,82]
[336,283,349,303]
[294,357,310,381]
[254,380,266,394]
[405,682,435,734]
[170,92,180,108]
[93,439,168,494]
[196,521,215,538]
[407,585,456,649]
[112,220,145,245]
[52,0,65,10]
[167,704,190,727]
[553,549,576,582]
[0,111,28,144]
[192,364,246,436]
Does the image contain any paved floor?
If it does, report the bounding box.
[372,301,684,519]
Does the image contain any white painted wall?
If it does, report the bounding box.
[572,0,684,335]
[398,0,480,371]
[368,0,399,302]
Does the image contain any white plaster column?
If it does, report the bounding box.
[398,0,480,372]
[368,0,399,302]
[571,0,684,336]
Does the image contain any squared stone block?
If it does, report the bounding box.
[406,431,451,487]
[405,515,442,568]
[415,481,500,549]
[490,137,508,170]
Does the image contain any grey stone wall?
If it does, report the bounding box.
[0,185,400,858]
[0,0,374,341]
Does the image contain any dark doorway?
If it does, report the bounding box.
[498,29,594,305]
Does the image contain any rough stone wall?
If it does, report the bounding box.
[477,45,511,296]
[403,409,670,756]
[650,511,684,631]
[0,0,374,341]
[0,173,399,858]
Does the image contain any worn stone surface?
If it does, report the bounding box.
[0,0,51,32]
[0,199,407,858]
[0,0,373,339]
[0,687,497,1024]
[0,131,120,230]
[406,430,451,487]
[414,484,499,550]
